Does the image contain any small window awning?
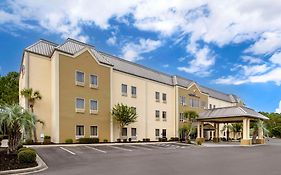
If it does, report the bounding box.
[198,106,269,123]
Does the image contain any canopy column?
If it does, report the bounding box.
[196,122,205,143]
[213,123,220,143]
[257,120,265,144]
[241,118,252,145]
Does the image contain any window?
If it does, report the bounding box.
[131,107,136,114]
[131,86,137,97]
[122,128,127,137]
[209,104,212,109]
[200,101,207,109]
[213,105,216,109]
[90,100,98,114]
[162,111,167,121]
[155,110,160,121]
[121,84,127,96]
[155,92,160,102]
[179,113,185,122]
[162,93,167,103]
[90,74,98,88]
[155,129,160,137]
[180,96,186,106]
[76,71,85,86]
[76,125,84,137]
[131,128,137,137]
[76,98,85,113]
[90,126,98,137]
[190,98,199,108]
[162,129,167,138]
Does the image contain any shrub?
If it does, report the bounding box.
[196,140,202,145]
[159,137,167,142]
[123,139,127,142]
[43,136,51,144]
[103,139,108,143]
[143,138,150,142]
[65,139,73,144]
[24,139,34,145]
[18,150,37,163]
[169,137,180,141]
[17,147,36,154]
[77,138,99,144]
[117,139,121,143]
[128,138,132,142]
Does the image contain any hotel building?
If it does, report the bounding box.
[19,38,242,143]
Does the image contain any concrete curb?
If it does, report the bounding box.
[26,141,176,148]
[0,154,48,175]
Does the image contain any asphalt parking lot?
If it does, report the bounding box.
[33,141,281,175]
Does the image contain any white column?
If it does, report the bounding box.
[197,122,200,138]
[258,120,264,139]
[243,118,250,139]
[201,122,204,138]
[216,123,219,138]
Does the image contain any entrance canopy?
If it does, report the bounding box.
[198,106,269,123]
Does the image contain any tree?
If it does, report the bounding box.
[251,120,269,143]
[260,112,281,138]
[112,103,137,140]
[0,72,19,105]
[20,88,42,142]
[221,123,242,140]
[0,104,44,154]
[179,111,198,143]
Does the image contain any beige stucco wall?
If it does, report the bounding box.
[208,97,235,108]
[19,52,52,142]
[112,71,175,141]
[58,50,111,143]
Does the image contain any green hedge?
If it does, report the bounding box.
[17,147,36,154]
[65,139,73,144]
[17,150,37,163]
[77,138,99,144]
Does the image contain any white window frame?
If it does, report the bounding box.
[162,111,167,122]
[122,127,128,139]
[75,125,85,138]
[121,84,128,96]
[180,96,186,106]
[155,92,160,102]
[75,97,85,113]
[75,70,85,86]
[89,99,98,114]
[155,129,160,139]
[155,110,160,121]
[131,86,137,98]
[162,93,167,103]
[131,128,137,140]
[89,74,98,89]
[90,125,98,138]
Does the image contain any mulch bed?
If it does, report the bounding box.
[0,148,37,171]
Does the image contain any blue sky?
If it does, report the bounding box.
[0,0,281,113]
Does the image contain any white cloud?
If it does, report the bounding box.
[178,56,186,62]
[269,51,281,65]
[276,100,281,113]
[106,36,117,46]
[121,38,162,62]
[178,46,215,76]
[162,64,169,68]
[245,32,281,55]
[241,56,263,64]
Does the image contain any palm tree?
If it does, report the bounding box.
[0,104,44,153]
[20,88,42,142]
[112,103,137,140]
[179,111,199,143]
[251,120,269,143]
[222,123,242,140]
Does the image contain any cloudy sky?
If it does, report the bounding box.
[0,0,281,113]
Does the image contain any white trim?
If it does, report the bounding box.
[75,97,85,113]
[89,99,98,114]
[110,67,113,142]
[75,125,85,138]
[89,74,98,89]
[75,70,85,86]
[90,125,98,138]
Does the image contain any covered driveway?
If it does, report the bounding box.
[197,106,269,145]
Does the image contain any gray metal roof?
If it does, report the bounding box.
[198,106,269,120]
[24,38,241,103]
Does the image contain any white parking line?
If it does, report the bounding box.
[84,146,107,153]
[60,147,76,155]
[126,145,152,150]
[108,145,132,152]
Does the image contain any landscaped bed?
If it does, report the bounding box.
[0,147,37,171]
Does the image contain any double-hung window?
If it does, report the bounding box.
[180,96,186,106]
[122,128,127,137]
[155,129,160,138]
[179,113,185,122]
[90,126,98,137]
[155,92,160,102]
[155,110,160,121]
[190,98,199,108]
[121,84,127,96]
[90,99,98,114]
[131,128,137,138]
[131,86,137,97]
[162,93,167,103]
[162,111,167,121]
[76,71,85,86]
[76,125,84,137]
[76,98,85,113]
[90,74,98,88]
